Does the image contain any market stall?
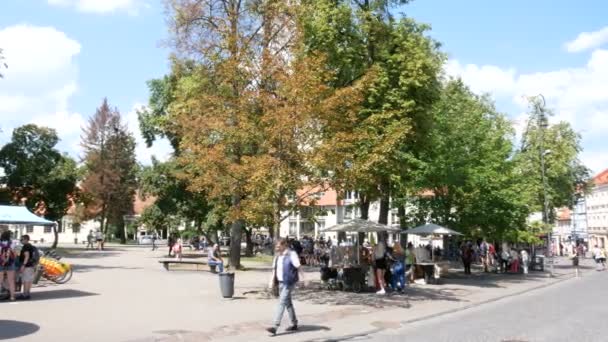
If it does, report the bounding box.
[320,219,401,292]
[402,223,462,284]
[0,205,57,298]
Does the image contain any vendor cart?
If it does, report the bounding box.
[402,223,462,284]
[320,219,402,293]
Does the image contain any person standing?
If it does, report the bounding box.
[599,247,607,270]
[172,238,183,260]
[374,240,387,294]
[461,242,473,275]
[593,245,601,271]
[0,230,17,301]
[390,243,406,292]
[480,239,489,272]
[95,230,103,251]
[18,235,37,300]
[520,249,530,275]
[168,234,176,257]
[151,234,157,251]
[266,238,303,335]
[86,230,94,250]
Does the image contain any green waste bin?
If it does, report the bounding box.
[219,272,235,298]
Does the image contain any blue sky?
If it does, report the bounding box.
[0,0,607,173]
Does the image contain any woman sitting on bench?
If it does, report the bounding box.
[208,244,224,273]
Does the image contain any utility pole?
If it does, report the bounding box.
[535,94,553,277]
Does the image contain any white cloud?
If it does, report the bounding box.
[446,48,608,174]
[47,0,148,15]
[565,26,608,53]
[0,24,83,155]
[125,104,173,165]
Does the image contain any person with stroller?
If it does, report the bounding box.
[389,243,406,292]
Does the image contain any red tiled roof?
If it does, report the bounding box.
[594,169,608,186]
[557,207,571,221]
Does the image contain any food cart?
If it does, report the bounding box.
[320,219,402,293]
[402,223,462,284]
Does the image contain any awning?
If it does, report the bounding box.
[0,205,56,226]
[321,219,402,233]
[401,223,462,236]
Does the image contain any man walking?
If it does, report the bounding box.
[18,235,37,300]
[151,234,157,251]
[267,238,304,335]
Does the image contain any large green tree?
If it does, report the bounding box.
[0,124,79,248]
[515,97,590,223]
[302,0,444,235]
[409,80,528,240]
[81,98,138,243]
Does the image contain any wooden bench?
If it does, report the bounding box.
[159,260,217,273]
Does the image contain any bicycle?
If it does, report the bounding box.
[36,250,73,284]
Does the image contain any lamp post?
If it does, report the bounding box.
[535,94,553,277]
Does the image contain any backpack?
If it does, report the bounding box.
[29,245,40,266]
[0,240,16,267]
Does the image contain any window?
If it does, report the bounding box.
[300,222,315,236]
[26,225,34,233]
[300,207,314,219]
[289,222,297,236]
[72,224,81,233]
[44,226,52,233]
[345,205,354,221]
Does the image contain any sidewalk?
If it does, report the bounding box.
[130,256,592,342]
[1,246,593,342]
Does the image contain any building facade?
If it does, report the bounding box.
[587,169,608,248]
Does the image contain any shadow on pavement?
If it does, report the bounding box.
[275,325,331,336]
[72,264,143,273]
[18,289,98,302]
[0,320,40,340]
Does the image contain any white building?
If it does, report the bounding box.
[279,187,431,246]
[587,169,608,248]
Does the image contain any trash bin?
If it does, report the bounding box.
[219,272,235,298]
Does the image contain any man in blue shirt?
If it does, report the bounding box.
[266,238,304,335]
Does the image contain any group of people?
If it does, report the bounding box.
[0,231,38,301]
[366,240,416,294]
[460,240,531,275]
[86,230,105,251]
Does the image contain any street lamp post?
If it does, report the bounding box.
[535,94,554,277]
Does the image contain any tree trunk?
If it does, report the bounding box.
[244,228,254,257]
[398,204,407,248]
[358,194,370,245]
[116,215,126,244]
[272,198,282,239]
[229,194,244,269]
[51,221,60,249]
[378,180,390,242]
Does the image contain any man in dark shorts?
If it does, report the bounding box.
[18,235,37,300]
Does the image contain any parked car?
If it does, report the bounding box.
[138,235,159,245]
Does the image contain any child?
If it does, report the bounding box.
[172,238,183,261]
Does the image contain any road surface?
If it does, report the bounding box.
[374,270,607,342]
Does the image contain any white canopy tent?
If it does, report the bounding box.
[322,219,402,234]
[401,223,462,236]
